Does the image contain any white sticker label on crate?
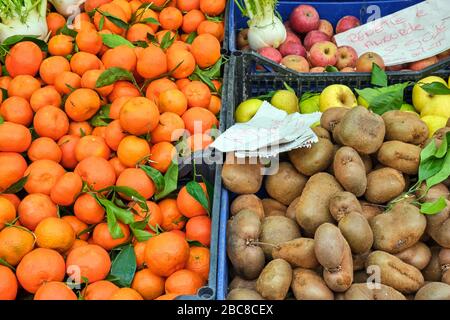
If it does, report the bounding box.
[334,0,450,66]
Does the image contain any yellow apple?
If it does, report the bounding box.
[319,84,357,112]
[412,76,450,114]
[235,99,263,123]
[271,90,299,114]
[421,115,448,137]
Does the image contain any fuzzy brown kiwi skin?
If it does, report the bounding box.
[423,246,443,282]
[259,215,301,259]
[365,251,424,294]
[221,155,263,194]
[272,238,319,269]
[286,196,301,221]
[333,146,367,197]
[345,283,406,300]
[370,201,426,254]
[415,282,450,300]
[323,239,354,292]
[226,210,265,280]
[377,140,421,175]
[334,106,386,155]
[329,191,362,222]
[394,242,432,270]
[416,183,449,203]
[312,126,331,140]
[365,168,405,204]
[314,224,354,292]
[359,201,383,221]
[426,200,450,248]
[261,198,287,217]
[264,162,308,206]
[320,107,349,132]
[295,173,343,234]
[440,249,450,285]
[314,223,345,270]
[288,138,335,176]
[230,194,265,220]
[229,276,257,291]
[353,251,371,271]
[291,268,334,300]
[256,259,292,300]
[382,110,429,145]
[227,288,264,300]
[338,211,373,255]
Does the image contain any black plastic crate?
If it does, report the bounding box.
[229,52,450,107]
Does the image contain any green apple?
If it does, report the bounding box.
[235,98,263,123]
[357,96,369,108]
[400,103,417,113]
[421,115,448,137]
[319,84,357,112]
[299,95,320,114]
[270,90,299,114]
[412,76,450,116]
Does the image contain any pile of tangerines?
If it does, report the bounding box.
[0,0,225,300]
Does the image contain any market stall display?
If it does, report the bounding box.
[0,0,227,300]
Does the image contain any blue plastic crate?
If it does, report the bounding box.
[227,0,425,52]
[175,51,231,302]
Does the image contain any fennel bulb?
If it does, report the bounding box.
[50,0,86,18]
[236,0,287,50]
[0,0,48,42]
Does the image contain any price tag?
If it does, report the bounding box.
[334,0,450,66]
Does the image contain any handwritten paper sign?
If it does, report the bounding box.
[210,101,321,158]
[334,0,450,66]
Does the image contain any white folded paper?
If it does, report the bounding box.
[211,101,321,158]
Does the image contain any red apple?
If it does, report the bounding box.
[279,41,307,57]
[290,5,320,34]
[310,66,325,73]
[303,30,330,51]
[257,47,282,63]
[284,21,292,30]
[237,29,249,49]
[309,41,338,67]
[408,56,438,71]
[355,52,385,72]
[336,46,358,69]
[330,35,337,45]
[318,19,334,38]
[336,15,361,34]
[386,64,406,71]
[340,67,355,72]
[437,49,450,60]
[285,31,302,44]
[306,51,312,66]
[281,55,310,72]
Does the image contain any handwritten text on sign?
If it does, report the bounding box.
[334,0,450,66]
